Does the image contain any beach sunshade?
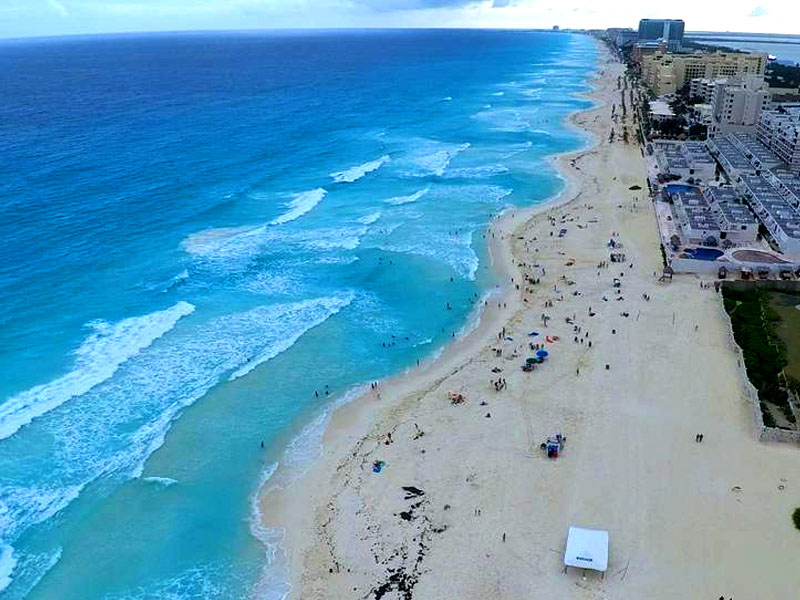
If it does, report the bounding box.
[564,527,608,572]
[526,357,537,365]
[528,331,539,337]
[536,349,549,358]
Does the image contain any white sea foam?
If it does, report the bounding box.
[330,155,390,184]
[357,211,381,225]
[301,226,367,251]
[442,164,509,179]
[161,269,190,293]
[180,226,257,258]
[472,107,536,132]
[0,546,62,600]
[241,272,299,296]
[441,96,453,102]
[250,463,291,600]
[142,477,178,487]
[59,292,359,485]
[104,563,226,600]
[0,544,16,593]
[384,187,430,206]
[491,91,505,97]
[229,294,354,381]
[520,87,543,99]
[170,269,189,285]
[0,302,195,441]
[405,142,470,177]
[0,483,86,551]
[250,383,369,599]
[270,188,327,226]
[501,141,534,158]
[380,228,479,280]
[316,255,359,265]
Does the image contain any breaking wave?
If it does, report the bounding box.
[0,302,195,441]
[270,188,327,225]
[384,187,430,206]
[330,155,390,184]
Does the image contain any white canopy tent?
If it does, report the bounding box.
[564,526,609,573]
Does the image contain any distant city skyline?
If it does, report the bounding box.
[1,0,799,40]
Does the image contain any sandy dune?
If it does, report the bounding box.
[258,45,800,600]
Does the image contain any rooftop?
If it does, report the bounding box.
[650,100,675,118]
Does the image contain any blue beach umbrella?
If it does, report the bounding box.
[536,349,549,359]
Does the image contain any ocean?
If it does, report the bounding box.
[0,29,597,599]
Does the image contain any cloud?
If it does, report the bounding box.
[47,0,69,17]
[345,0,482,10]
[748,5,767,17]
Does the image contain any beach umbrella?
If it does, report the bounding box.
[526,357,537,365]
[536,349,549,359]
[528,331,539,337]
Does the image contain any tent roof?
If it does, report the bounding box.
[564,526,609,572]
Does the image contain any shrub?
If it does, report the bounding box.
[793,507,800,531]
[723,287,792,426]
[761,403,777,428]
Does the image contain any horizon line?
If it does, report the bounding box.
[2,26,799,45]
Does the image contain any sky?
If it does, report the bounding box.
[1,0,799,39]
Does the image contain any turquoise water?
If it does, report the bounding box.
[0,30,597,599]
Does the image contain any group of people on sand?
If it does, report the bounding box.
[491,378,507,392]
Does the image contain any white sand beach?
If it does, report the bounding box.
[258,44,800,599]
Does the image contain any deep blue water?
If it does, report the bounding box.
[0,29,596,599]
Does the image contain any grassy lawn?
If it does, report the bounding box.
[722,287,798,429]
[767,291,800,383]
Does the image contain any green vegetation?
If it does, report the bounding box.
[723,287,798,429]
[793,507,800,532]
[767,292,800,382]
[766,63,800,89]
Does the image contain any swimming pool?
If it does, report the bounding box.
[684,247,724,261]
[666,184,699,195]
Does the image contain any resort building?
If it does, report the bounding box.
[684,142,717,181]
[703,186,759,244]
[641,52,768,95]
[756,106,800,173]
[605,27,638,50]
[726,132,782,170]
[707,135,758,179]
[655,142,716,182]
[649,100,675,123]
[671,188,724,244]
[638,19,684,52]
[765,167,800,208]
[699,77,772,133]
[738,175,800,257]
[689,78,723,103]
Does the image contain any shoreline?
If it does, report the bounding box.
[254,39,609,597]
[256,36,799,599]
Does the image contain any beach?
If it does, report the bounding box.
[260,42,800,599]
[1,31,602,598]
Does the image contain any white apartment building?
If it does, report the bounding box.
[703,186,759,244]
[691,76,771,133]
[756,106,800,174]
[715,76,771,130]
